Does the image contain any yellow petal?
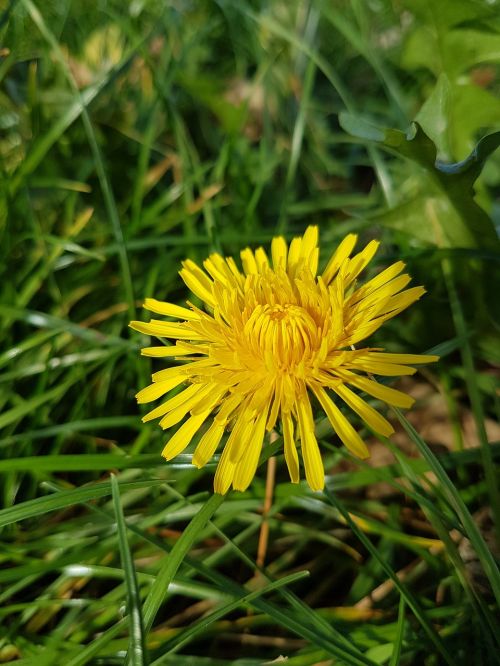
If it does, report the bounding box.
[287,236,302,276]
[266,377,282,431]
[214,440,237,494]
[141,344,203,357]
[343,319,388,347]
[162,410,211,460]
[159,384,217,429]
[203,254,233,286]
[301,226,319,274]
[255,247,270,272]
[225,410,254,463]
[214,393,244,424]
[179,260,216,307]
[271,236,288,270]
[333,383,394,437]
[151,366,189,382]
[143,298,200,320]
[301,225,318,253]
[379,286,426,317]
[232,408,268,491]
[344,374,414,409]
[282,410,299,483]
[349,261,405,304]
[152,358,216,383]
[312,386,369,459]
[322,233,357,284]
[343,240,380,287]
[225,256,245,282]
[308,247,319,276]
[142,383,200,423]
[129,320,203,340]
[349,358,417,376]
[135,376,186,404]
[352,275,412,313]
[366,352,439,365]
[240,248,258,275]
[296,390,325,491]
[192,420,225,468]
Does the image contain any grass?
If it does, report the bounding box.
[1,0,500,664]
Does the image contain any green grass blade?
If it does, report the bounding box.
[277,9,318,234]
[0,305,136,348]
[0,480,165,529]
[0,381,72,430]
[142,492,225,632]
[65,621,126,666]
[394,408,500,608]
[0,418,140,448]
[443,260,500,544]
[384,438,500,648]
[324,487,455,666]
[152,571,309,659]
[90,500,377,665]
[111,474,148,666]
[0,454,159,472]
[389,597,405,666]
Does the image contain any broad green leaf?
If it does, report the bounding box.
[451,85,500,159]
[371,194,476,247]
[416,76,500,161]
[415,74,452,158]
[402,0,493,29]
[339,113,499,248]
[403,24,500,77]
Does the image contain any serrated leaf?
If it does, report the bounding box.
[339,112,499,248]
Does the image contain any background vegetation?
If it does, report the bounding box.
[1,0,500,664]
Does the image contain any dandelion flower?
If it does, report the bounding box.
[130,227,438,493]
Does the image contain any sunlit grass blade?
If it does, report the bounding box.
[142,493,225,632]
[0,305,136,348]
[277,10,319,234]
[0,454,160,472]
[193,507,376,663]
[0,418,140,448]
[0,480,165,529]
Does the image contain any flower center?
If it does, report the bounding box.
[245,303,320,371]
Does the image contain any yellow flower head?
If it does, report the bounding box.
[130,227,437,493]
